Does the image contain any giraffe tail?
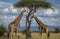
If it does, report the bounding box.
[47,32,50,38]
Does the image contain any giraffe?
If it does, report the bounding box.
[32,15,49,37]
[8,8,26,39]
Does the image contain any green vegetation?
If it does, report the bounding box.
[54,28,60,33]
[0,24,6,36]
[14,0,53,9]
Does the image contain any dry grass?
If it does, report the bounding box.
[0,32,60,39]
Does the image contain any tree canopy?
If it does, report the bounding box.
[14,0,52,9]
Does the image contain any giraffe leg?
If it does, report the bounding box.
[38,26,41,34]
[46,27,49,38]
[9,27,14,39]
[16,24,20,39]
[40,28,43,36]
[15,28,18,36]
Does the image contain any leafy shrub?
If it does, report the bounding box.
[54,28,60,33]
[0,24,6,36]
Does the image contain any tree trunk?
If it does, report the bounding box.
[26,7,36,39]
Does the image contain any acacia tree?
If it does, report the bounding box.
[14,0,53,39]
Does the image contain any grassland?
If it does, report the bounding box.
[0,32,60,39]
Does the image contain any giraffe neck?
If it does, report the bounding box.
[13,11,24,23]
[34,16,45,27]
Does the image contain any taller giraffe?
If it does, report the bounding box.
[8,8,26,39]
[32,15,49,37]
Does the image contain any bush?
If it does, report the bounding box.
[0,24,6,36]
[54,28,60,33]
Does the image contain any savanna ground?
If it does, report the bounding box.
[0,32,60,39]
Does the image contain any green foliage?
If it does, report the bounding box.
[14,0,52,9]
[0,24,6,36]
[54,28,60,33]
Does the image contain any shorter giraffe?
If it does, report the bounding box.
[32,15,49,37]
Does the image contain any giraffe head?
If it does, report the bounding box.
[21,7,29,13]
[21,8,26,12]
